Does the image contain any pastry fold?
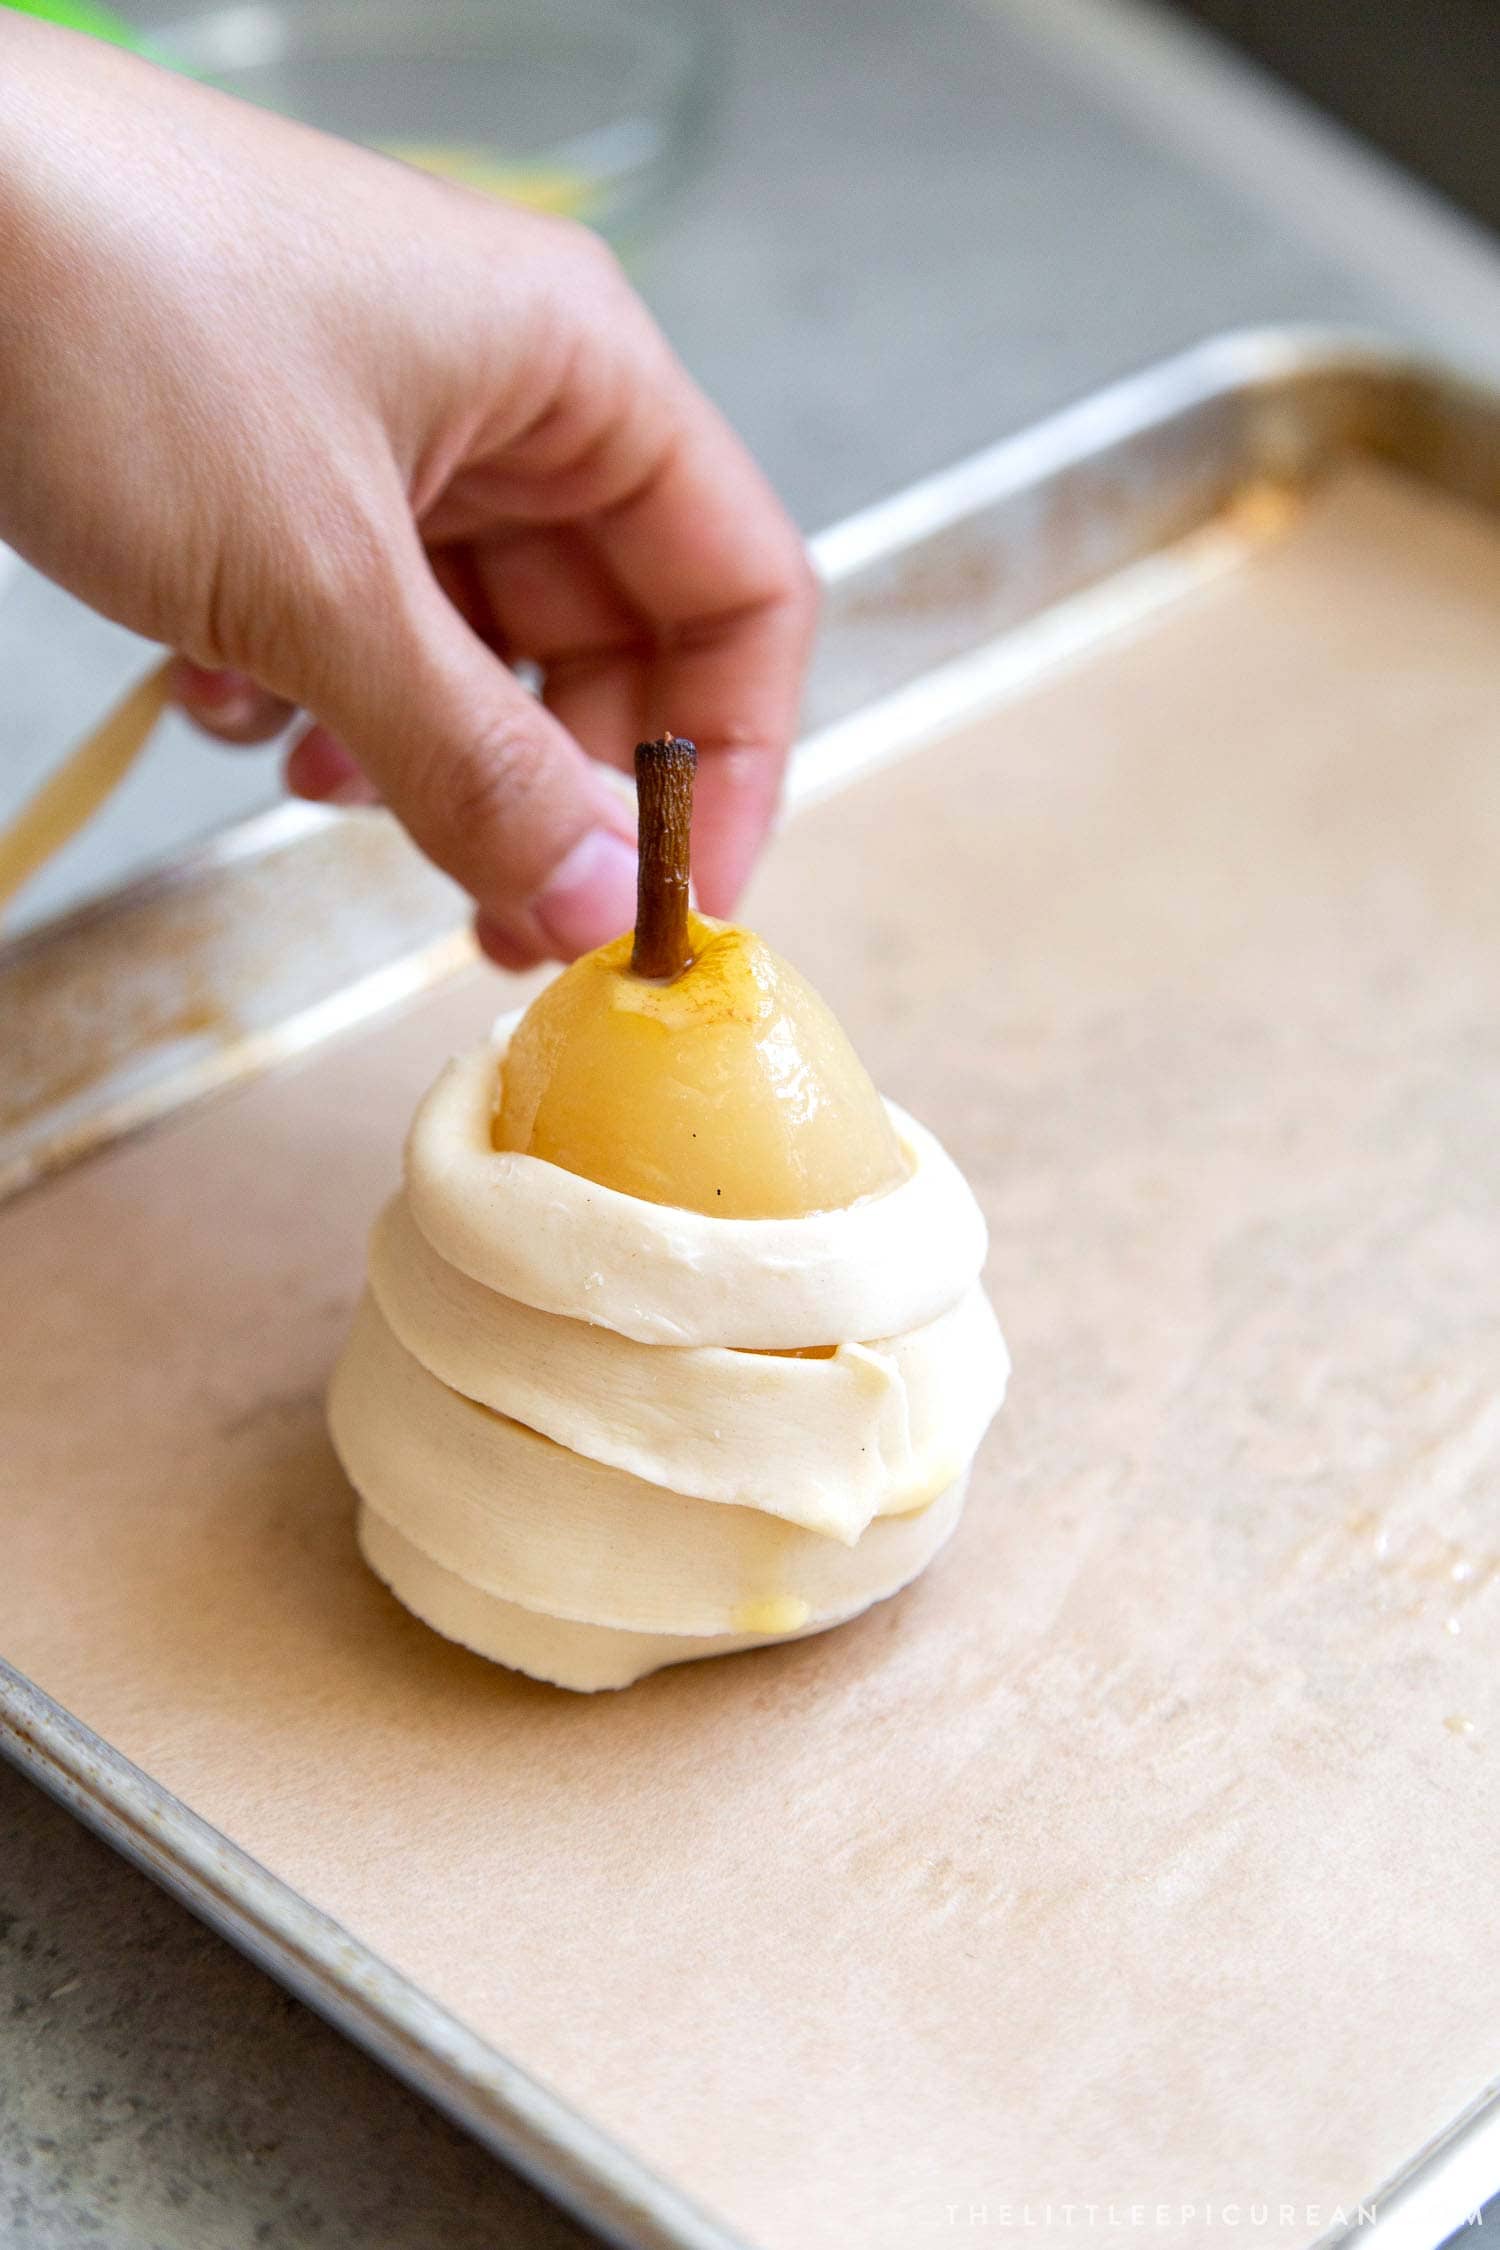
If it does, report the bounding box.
[357,1511,858,1696]
[369,1192,1007,1542]
[333,1292,968,1637]
[405,1031,989,1348]
[331,1031,1009,1689]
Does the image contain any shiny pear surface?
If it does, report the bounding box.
[492,914,907,1218]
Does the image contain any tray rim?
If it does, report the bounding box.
[6,317,1498,1205]
[5,321,1500,2250]
[1,317,1486,971]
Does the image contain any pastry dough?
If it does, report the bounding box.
[332,1293,969,1637]
[405,1031,989,1349]
[330,1025,1008,1688]
[368,1192,1008,1541]
[357,1509,858,1695]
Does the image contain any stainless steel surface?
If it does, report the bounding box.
[0,1668,737,2250]
[5,326,1500,2249]
[6,323,1500,1201]
[0,801,472,1203]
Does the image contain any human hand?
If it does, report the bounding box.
[0,17,816,963]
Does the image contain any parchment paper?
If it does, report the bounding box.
[4,468,1500,2250]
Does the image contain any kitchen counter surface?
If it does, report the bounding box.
[5,2,1500,2243]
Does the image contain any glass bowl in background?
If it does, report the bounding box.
[145,0,723,240]
[0,0,726,934]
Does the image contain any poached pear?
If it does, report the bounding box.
[492,735,907,1220]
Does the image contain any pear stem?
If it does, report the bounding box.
[632,734,697,980]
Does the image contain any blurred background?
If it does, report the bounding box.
[4,8,1500,2239]
[3,0,1500,937]
[1167,0,1499,234]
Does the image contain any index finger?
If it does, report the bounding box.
[587,382,818,914]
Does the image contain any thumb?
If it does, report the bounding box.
[304,562,638,963]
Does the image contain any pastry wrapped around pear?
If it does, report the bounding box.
[329,735,1009,1690]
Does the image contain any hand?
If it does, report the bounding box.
[0,17,816,963]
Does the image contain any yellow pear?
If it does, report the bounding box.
[492,736,906,1220]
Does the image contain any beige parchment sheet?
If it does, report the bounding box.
[4,467,1500,2250]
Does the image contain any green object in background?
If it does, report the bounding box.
[0,0,152,48]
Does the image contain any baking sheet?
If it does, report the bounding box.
[4,462,1500,2249]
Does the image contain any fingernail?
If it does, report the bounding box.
[533,827,637,958]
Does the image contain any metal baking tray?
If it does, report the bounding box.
[5,327,1500,2249]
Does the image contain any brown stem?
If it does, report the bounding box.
[631,734,697,979]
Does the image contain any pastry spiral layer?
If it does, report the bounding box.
[330,1032,1008,1690]
[405,1028,989,1348]
[368,1192,1007,1541]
